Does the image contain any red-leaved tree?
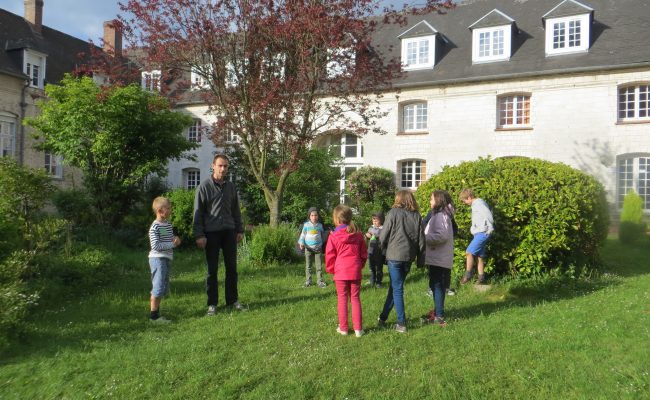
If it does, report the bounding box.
[119,0,452,227]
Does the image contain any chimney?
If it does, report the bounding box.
[103,20,123,57]
[24,0,44,34]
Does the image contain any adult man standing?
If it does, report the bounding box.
[193,154,245,315]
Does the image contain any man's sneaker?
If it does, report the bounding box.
[207,305,217,316]
[433,316,447,327]
[336,327,348,336]
[318,281,327,289]
[447,289,456,296]
[377,317,387,329]
[150,316,172,324]
[460,272,473,284]
[394,323,407,333]
[355,329,364,338]
[230,301,248,311]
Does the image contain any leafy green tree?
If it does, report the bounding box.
[27,75,196,226]
[232,148,340,226]
[346,166,396,225]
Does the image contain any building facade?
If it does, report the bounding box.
[161,0,649,212]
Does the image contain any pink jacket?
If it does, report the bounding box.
[325,225,368,281]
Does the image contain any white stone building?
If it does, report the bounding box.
[162,0,650,213]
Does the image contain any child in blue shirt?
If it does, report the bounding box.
[298,207,327,288]
[365,212,385,288]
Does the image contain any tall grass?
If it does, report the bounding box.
[0,238,648,399]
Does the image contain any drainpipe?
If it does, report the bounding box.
[18,78,29,166]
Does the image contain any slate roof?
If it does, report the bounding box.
[370,0,650,88]
[0,8,95,83]
[468,9,516,30]
[542,0,594,20]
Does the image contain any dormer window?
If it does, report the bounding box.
[23,49,47,89]
[141,70,161,91]
[469,9,515,63]
[543,0,593,56]
[191,66,210,90]
[398,21,438,71]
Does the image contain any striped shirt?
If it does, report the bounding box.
[148,220,175,260]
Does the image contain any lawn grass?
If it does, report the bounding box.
[1,237,648,399]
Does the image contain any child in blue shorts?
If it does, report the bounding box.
[459,188,494,285]
[148,196,181,323]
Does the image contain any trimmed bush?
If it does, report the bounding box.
[619,190,646,244]
[52,189,96,227]
[165,188,196,246]
[416,157,609,277]
[346,166,396,226]
[249,224,299,264]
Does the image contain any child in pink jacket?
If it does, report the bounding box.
[325,205,368,337]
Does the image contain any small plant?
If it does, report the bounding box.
[249,224,299,264]
[346,166,396,224]
[619,190,646,244]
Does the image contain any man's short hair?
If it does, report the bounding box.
[212,153,229,164]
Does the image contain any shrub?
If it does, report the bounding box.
[0,251,40,346]
[346,166,396,225]
[165,188,196,246]
[416,157,609,277]
[619,190,646,244]
[249,224,299,264]
[52,189,96,227]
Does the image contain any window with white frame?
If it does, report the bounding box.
[44,152,63,178]
[618,84,650,122]
[184,168,201,189]
[401,102,428,132]
[472,26,511,63]
[399,159,426,189]
[0,113,16,157]
[188,119,202,143]
[141,70,161,91]
[226,130,240,143]
[618,156,650,210]
[326,48,353,78]
[498,94,531,128]
[24,50,47,89]
[315,132,364,203]
[545,15,590,56]
[401,36,435,70]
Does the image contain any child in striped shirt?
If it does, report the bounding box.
[148,196,181,323]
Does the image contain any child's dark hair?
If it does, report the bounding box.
[371,212,384,225]
[332,205,358,233]
[307,207,320,221]
[431,190,450,213]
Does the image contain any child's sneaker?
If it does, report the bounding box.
[426,288,434,298]
[375,282,383,289]
[460,271,473,284]
[421,309,436,324]
[447,288,456,296]
[433,316,447,327]
[150,316,172,324]
[354,329,364,337]
[317,281,327,289]
[206,305,217,316]
[336,326,348,336]
[377,317,387,328]
[477,274,487,285]
[394,323,407,333]
[303,281,312,287]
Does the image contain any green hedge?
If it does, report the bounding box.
[619,190,646,244]
[165,188,196,246]
[416,157,609,277]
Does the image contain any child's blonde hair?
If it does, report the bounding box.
[459,188,475,200]
[332,204,358,233]
[152,196,170,214]
[392,190,419,212]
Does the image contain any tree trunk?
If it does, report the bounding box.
[269,195,281,228]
